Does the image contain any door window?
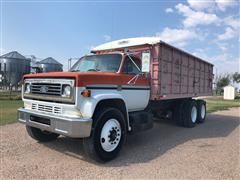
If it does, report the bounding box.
[122,56,141,75]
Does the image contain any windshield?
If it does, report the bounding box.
[70,54,122,72]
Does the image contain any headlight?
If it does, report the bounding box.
[24,83,31,93]
[62,85,71,97]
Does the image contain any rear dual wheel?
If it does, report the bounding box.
[173,100,185,126]
[196,100,206,123]
[174,99,206,128]
[182,100,198,128]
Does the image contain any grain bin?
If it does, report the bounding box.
[37,57,63,72]
[0,51,30,86]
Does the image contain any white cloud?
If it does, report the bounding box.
[187,0,238,12]
[156,27,198,47]
[215,42,228,51]
[223,16,240,30]
[192,50,240,74]
[216,16,240,42]
[175,3,193,16]
[211,54,240,74]
[175,3,219,27]
[217,27,237,41]
[103,35,111,41]
[217,60,239,74]
[165,8,173,13]
[216,0,238,11]
[187,0,215,11]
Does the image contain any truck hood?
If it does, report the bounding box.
[23,72,136,87]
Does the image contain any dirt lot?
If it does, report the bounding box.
[1,108,239,179]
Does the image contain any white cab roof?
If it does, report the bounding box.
[92,37,161,51]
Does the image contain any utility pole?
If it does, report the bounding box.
[68,58,72,70]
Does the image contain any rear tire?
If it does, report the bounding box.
[82,108,126,162]
[173,100,185,126]
[196,100,206,123]
[26,125,59,142]
[182,100,197,128]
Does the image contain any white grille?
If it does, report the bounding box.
[32,103,62,114]
[54,107,62,114]
[32,103,37,110]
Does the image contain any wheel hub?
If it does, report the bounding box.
[201,104,206,119]
[100,119,121,152]
[191,106,197,123]
[109,128,117,142]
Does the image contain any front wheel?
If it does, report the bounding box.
[83,108,126,162]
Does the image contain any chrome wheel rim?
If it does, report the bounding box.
[191,106,197,123]
[201,104,206,119]
[100,119,121,152]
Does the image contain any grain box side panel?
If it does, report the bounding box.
[194,58,201,94]
[150,44,161,100]
[172,50,181,94]
[188,56,195,94]
[181,54,189,94]
[150,43,213,100]
[159,44,173,96]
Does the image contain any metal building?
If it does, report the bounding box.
[224,85,236,100]
[37,57,63,72]
[0,51,30,87]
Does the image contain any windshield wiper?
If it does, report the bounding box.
[87,68,101,72]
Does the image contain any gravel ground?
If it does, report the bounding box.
[1,107,239,179]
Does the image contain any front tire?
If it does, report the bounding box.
[26,125,59,142]
[83,108,126,162]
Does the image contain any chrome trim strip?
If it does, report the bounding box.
[86,84,150,90]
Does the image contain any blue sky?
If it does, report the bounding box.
[1,0,239,74]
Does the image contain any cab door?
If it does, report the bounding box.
[119,55,150,111]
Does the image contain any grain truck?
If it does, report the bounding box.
[18,37,213,162]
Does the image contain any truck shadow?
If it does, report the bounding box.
[41,112,239,166]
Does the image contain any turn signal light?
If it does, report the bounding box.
[81,89,91,97]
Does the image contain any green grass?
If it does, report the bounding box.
[0,100,23,125]
[0,91,21,100]
[205,96,240,113]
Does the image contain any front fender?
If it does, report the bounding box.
[78,91,127,119]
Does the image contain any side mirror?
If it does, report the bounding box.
[141,52,151,73]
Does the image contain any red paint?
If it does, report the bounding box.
[24,72,149,87]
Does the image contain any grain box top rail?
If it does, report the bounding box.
[91,37,213,66]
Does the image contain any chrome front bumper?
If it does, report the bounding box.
[18,108,92,138]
